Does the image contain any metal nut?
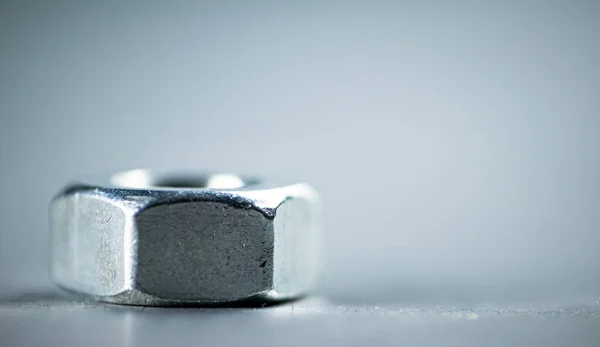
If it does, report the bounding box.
[50,169,321,306]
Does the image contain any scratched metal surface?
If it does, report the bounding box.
[1,1,600,345]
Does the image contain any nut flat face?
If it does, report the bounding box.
[135,201,273,301]
[49,170,320,306]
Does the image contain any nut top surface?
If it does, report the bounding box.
[50,170,320,306]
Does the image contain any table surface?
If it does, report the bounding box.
[2,292,599,347]
[1,1,599,345]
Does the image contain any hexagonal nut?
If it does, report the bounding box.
[50,170,321,306]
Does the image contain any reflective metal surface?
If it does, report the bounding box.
[49,170,321,306]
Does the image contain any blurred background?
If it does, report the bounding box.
[1,0,599,308]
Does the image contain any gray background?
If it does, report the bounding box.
[1,1,599,345]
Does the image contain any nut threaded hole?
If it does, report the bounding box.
[111,170,258,189]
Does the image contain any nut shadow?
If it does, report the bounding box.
[0,290,303,309]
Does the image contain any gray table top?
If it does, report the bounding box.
[2,292,599,347]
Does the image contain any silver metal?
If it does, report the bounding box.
[49,169,321,306]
